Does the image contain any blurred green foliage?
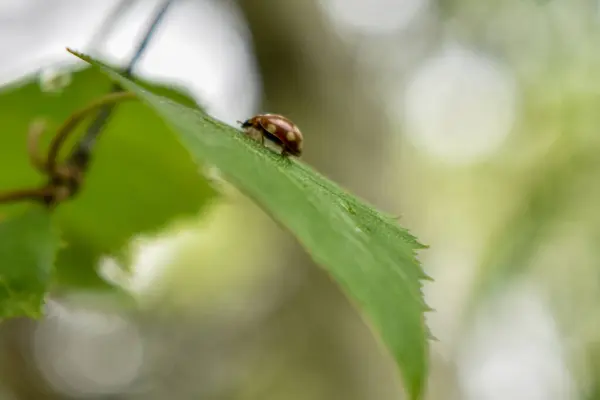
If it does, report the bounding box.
[0,207,57,318]
[0,67,216,291]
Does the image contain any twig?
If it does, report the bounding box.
[47,91,137,174]
[123,0,174,76]
[69,0,176,168]
[87,0,138,51]
[0,187,54,204]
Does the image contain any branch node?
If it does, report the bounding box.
[0,92,138,208]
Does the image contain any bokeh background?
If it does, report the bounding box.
[0,0,597,399]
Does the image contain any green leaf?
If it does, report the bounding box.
[0,207,58,318]
[0,67,216,290]
[70,50,432,400]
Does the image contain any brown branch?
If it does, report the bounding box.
[0,187,53,204]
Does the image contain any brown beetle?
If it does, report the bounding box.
[240,113,303,157]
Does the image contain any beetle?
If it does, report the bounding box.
[239,113,303,157]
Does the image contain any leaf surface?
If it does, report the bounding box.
[71,50,432,399]
[0,207,58,318]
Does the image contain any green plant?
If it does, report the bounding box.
[0,49,432,400]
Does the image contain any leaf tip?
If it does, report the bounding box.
[421,272,434,282]
[428,332,439,342]
[423,304,436,313]
[66,48,89,63]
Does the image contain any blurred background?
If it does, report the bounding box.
[0,0,597,399]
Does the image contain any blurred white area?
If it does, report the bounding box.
[38,66,72,93]
[34,296,144,396]
[318,0,430,35]
[0,0,260,124]
[400,43,518,164]
[100,195,302,323]
[98,231,192,299]
[457,282,575,400]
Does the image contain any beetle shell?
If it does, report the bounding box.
[241,113,303,156]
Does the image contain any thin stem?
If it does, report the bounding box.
[70,0,176,167]
[46,91,137,174]
[124,0,174,76]
[87,0,138,51]
[0,187,53,204]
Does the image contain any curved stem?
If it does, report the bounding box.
[46,91,137,174]
[0,186,52,204]
[87,0,138,51]
[26,119,50,173]
[69,0,176,168]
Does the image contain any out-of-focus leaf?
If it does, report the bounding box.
[72,50,431,400]
[466,48,600,308]
[0,207,58,319]
[0,67,216,290]
[468,145,600,308]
